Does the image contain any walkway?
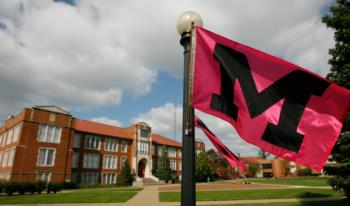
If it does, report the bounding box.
[125,185,159,206]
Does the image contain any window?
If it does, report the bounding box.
[37,173,51,182]
[1,132,6,146]
[158,146,165,156]
[196,149,203,156]
[7,148,16,167]
[72,152,79,168]
[178,161,182,171]
[138,141,149,154]
[12,123,22,143]
[38,148,55,166]
[121,140,128,153]
[168,147,176,158]
[71,172,78,183]
[262,163,272,169]
[6,128,13,145]
[102,173,116,185]
[81,173,98,185]
[178,149,182,157]
[120,156,127,168]
[0,151,3,167]
[49,113,56,122]
[38,124,62,143]
[152,144,155,155]
[83,153,100,169]
[103,155,117,169]
[85,135,100,150]
[73,133,81,148]
[170,160,176,171]
[139,129,148,138]
[104,138,118,152]
[2,150,9,167]
[0,173,11,180]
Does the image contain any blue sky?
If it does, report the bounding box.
[74,71,183,126]
[0,0,335,156]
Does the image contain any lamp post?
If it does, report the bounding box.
[177,11,203,206]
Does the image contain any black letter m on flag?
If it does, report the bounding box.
[210,43,330,152]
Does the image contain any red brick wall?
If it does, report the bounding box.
[8,108,73,183]
[72,132,133,184]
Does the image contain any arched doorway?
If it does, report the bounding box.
[138,158,147,178]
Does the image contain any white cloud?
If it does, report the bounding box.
[0,0,335,121]
[90,116,123,127]
[195,111,260,157]
[133,103,182,139]
[133,103,259,156]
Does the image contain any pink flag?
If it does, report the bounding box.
[195,116,247,172]
[192,27,350,171]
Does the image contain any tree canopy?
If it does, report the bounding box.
[155,150,172,182]
[322,0,350,198]
[116,159,134,186]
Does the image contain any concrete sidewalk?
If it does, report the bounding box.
[125,185,159,206]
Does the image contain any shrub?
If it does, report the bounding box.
[27,182,37,194]
[298,168,312,176]
[47,183,62,194]
[17,182,29,195]
[3,182,18,196]
[116,159,134,186]
[247,164,261,178]
[328,177,350,198]
[35,181,47,194]
[61,181,78,189]
[0,181,5,193]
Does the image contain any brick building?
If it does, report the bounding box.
[0,106,205,185]
[240,157,320,178]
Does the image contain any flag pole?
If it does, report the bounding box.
[177,11,203,206]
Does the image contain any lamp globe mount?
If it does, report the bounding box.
[176,11,203,36]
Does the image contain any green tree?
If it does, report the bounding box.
[207,149,228,171]
[155,151,172,182]
[247,164,261,178]
[322,0,350,199]
[257,149,270,159]
[195,152,211,182]
[116,159,134,186]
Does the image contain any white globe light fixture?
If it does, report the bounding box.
[177,11,203,36]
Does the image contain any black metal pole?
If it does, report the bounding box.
[180,31,196,206]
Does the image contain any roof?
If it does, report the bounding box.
[74,119,131,139]
[240,157,266,164]
[152,134,182,148]
[33,105,71,115]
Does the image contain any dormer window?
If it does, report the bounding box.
[140,129,148,138]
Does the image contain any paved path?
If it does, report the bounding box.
[125,185,159,206]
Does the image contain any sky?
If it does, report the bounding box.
[0,0,336,156]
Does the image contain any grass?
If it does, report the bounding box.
[209,200,349,206]
[159,188,344,202]
[246,177,330,187]
[71,186,143,192]
[0,188,141,204]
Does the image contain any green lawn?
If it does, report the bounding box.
[247,177,330,187]
[209,200,349,206]
[159,188,344,202]
[71,187,143,192]
[0,188,141,204]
